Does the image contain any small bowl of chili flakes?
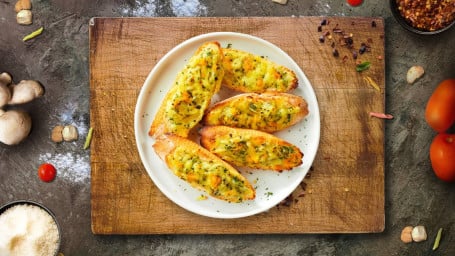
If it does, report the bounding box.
[390,0,455,35]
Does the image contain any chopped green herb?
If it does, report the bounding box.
[83,127,94,150]
[23,27,44,42]
[432,228,443,251]
[226,43,232,48]
[265,192,273,197]
[356,61,371,72]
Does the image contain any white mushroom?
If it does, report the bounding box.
[0,109,32,145]
[0,73,12,108]
[8,80,44,105]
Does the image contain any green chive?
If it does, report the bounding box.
[83,127,94,150]
[432,228,443,251]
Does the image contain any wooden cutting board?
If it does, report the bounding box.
[90,17,385,234]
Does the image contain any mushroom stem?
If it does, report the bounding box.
[8,80,44,105]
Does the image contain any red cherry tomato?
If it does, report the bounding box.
[429,133,455,182]
[38,163,57,182]
[347,0,363,7]
[425,79,455,132]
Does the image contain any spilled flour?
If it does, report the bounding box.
[120,0,207,16]
[171,0,207,16]
[39,152,89,183]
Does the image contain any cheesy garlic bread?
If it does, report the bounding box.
[203,92,309,133]
[200,126,303,171]
[153,134,256,203]
[149,41,224,138]
[222,48,298,93]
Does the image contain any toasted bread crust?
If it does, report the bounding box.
[200,126,303,171]
[153,134,255,203]
[203,92,308,133]
[149,42,224,138]
[222,48,298,93]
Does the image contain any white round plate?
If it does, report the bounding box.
[134,32,320,219]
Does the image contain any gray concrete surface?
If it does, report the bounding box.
[1,0,454,255]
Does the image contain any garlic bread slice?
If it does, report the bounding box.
[149,41,224,138]
[200,126,303,171]
[153,134,255,203]
[222,48,298,93]
[203,92,308,133]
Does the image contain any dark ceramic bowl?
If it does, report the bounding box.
[390,0,455,35]
[0,200,61,256]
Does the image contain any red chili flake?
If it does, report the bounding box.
[369,112,394,119]
[342,55,349,63]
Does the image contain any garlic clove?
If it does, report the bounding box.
[62,125,78,142]
[407,65,425,84]
[412,226,427,242]
[400,226,413,243]
[16,9,33,25]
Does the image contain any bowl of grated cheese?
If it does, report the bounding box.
[0,200,61,256]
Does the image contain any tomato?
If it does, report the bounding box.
[346,0,363,7]
[38,163,57,182]
[425,79,455,132]
[429,133,455,182]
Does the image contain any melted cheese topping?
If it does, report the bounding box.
[222,48,297,92]
[207,130,302,171]
[205,94,305,132]
[165,146,255,202]
[152,42,224,137]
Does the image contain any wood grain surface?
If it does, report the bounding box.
[89,17,385,234]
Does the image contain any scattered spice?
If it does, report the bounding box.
[432,228,443,251]
[369,112,394,119]
[320,19,327,26]
[342,55,349,63]
[359,43,367,54]
[23,26,43,41]
[319,35,325,43]
[352,51,358,59]
[356,61,371,72]
[332,49,339,57]
[371,20,377,27]
[396,0,455,31]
